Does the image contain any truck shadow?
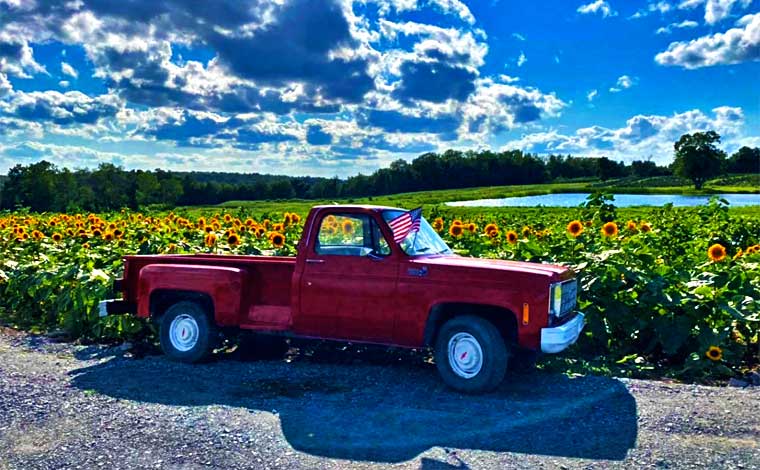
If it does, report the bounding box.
[68,351,638,463]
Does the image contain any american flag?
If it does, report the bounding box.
[388,207,422,243]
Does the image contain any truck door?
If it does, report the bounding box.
[296,211,398,342]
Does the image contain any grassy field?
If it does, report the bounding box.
[204,176,759,218]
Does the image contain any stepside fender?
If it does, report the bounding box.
[137,264,247,326]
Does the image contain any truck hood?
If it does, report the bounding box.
[411,255,572,280]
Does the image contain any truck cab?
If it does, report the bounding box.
[100,205,584,393]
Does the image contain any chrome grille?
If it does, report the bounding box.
[560,279,577,316]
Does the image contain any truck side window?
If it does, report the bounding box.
[371,219,391,256]
[316,214,370,256]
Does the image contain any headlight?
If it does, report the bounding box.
[550,282,562,316]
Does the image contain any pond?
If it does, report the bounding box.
[445,193,760,208]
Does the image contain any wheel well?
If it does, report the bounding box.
[423,303,518,347]
[150,290,214,322]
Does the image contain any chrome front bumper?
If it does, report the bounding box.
[541,312,585,353]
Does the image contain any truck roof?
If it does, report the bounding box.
[311,204,407,212]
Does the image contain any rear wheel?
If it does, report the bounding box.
[434,315,508,393]
[160,301,217,363]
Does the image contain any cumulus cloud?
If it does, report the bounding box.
[0,0,576,172]
[655,13,760,68]
[2,90,123,126]
[0,71,11,97]
[0,0,376,113]
[371,0,475,24]
[656,20,699,34]
[587,89,598,101]
[0,39,46,78]
[517,52,527,67]
[502,106,746,163]
[609,75,638,92]
[577,0,618,18]
[630,1,673,19]
[704,0,753,24]
[60,61,78,78]
[461,77,566,137]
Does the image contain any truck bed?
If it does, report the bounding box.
[122,254,297,330]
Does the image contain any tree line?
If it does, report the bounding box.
[1,133,757,212]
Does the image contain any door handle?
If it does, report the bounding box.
[306,259,325,264]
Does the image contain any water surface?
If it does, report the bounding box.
[446,193,760,207]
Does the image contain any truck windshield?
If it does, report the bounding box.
[382,210,453,256]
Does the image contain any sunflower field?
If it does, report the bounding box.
[0,195,758,381]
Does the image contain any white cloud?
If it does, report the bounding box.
[0,39,47,78]
[678,0,704,9]
[371,0,475,24]
[587,89,598,101]
[60,61,78,78]
[461,77,566,138]
[0,72,11,97]
[656,20,699,34]
[655,13,760,68]
[512,32,526,41]
[632,1,675,18]
[676,0,752,24]
[609,74,638,92]
[59,80,70,88]
[501,106,747,164]
[704,0,752,24]
[517,51,527,67]
[577,0,618,18]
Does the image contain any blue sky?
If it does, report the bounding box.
[0,0,758,176]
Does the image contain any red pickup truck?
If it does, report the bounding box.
[100,205,584,393]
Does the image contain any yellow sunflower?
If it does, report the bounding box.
[204,233,217,247]
[566,220,583,237]
[640,222,652,233]
[705,346,722,361]
[449,224,464,237]
[506,230,518,244]
[601,222,618,237]
[52,233,63,242]
[342,219,354,235]
[432,217,444,232]
[626,220,638,232]
[227,233,241,246]
[269,231,286,248]
[707,243,726,262]
[466,223,477,233]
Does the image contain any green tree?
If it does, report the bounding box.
[727,146,760,174]
[672,131,726,189]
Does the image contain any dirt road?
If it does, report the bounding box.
[0,329,757,469]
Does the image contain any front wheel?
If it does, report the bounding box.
[159,301,217,363]
[434,315,508,393]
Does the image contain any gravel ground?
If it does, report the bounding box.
[0,328,758,470]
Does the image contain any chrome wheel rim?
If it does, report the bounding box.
[448,332,483,379]
[169,314,199,352]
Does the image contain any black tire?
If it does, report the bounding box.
[434,315,509,393]
[159,301,218,363]
[236,334,290,360]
